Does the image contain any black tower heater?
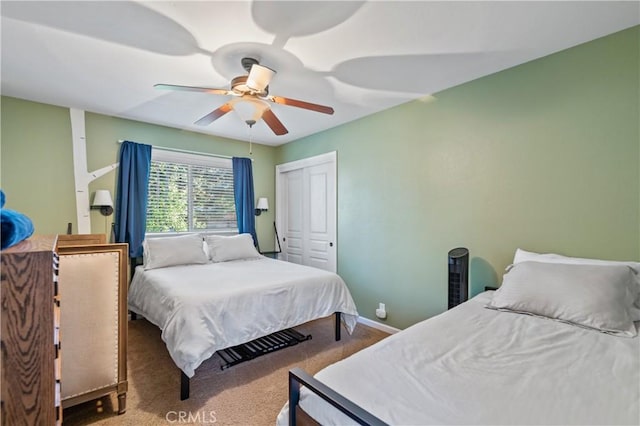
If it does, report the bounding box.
[448,247,469,309]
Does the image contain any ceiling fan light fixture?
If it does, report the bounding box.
[234,97,270,125]
[246,64,275,92]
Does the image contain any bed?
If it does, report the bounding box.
[278,249,640,425]
[127,233,358,400]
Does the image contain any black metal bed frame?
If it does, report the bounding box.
[288,367,388,426]
[218,327,311,370]
[179,312,343,400]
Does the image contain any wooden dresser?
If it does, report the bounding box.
[1,235,62,425]
[57,233,106,247]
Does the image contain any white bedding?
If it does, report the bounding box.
[128,257,358,377]
[277,292,640,425]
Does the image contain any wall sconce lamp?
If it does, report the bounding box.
[255,197,269,216]
[91,190,114,216]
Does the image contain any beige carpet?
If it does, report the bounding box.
[63,317,389,425]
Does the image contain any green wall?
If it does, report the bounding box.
[1,99,76,233]
[0,98,278,250]
[276,26,640,329]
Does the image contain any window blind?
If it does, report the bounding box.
[146,151,237,234]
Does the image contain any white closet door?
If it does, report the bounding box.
[282,169,304,265]
[306,162,335,271]
[276,152,337,272]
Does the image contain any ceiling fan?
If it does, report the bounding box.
[155,57,334,136]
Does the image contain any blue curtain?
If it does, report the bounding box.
[115,141,152,257]
[232,157,258,247]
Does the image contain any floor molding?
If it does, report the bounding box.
[357,316,400,334]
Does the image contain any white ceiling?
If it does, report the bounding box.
[1,1,638,146]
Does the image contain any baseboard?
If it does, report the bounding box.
[357,316,400,334]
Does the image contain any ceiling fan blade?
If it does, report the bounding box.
[268,96,334,115]
[154,83,230,96]
[262,109,288,136]
[194,103,233,126]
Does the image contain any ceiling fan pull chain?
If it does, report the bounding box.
[247,120,254,155]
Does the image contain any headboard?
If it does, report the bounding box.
[130,256,143,281]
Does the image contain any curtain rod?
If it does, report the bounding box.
[117,139,250,161]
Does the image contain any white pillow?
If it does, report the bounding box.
[514,248,640,271]
[488,261,638,337]
[143,234,209,270]
[513,248,640,320]
[205,233,261,262]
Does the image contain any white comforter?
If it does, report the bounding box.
[277,292,640,425]
[128,257,358,377]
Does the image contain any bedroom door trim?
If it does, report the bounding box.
[276,151,337,272]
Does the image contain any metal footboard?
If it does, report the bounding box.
[288,368,388,426]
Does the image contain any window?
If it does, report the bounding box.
[146,149,237,234]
